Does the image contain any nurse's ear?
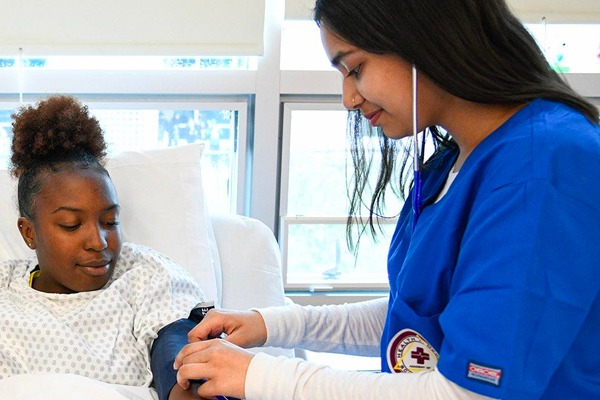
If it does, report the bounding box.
[18,217,36,250]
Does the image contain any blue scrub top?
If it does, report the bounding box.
[381,99,600,399]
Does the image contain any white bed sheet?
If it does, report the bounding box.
[0,373,157,400]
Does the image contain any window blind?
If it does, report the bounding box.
[284,0,600,23]
[508,0,599,23]
[0,0,265,56]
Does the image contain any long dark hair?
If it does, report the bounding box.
[314,0,599,249]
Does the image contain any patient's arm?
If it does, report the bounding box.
[168,382,203,399]
[152,318,199,400]
[153,319,228,400]
[152,304,240,400]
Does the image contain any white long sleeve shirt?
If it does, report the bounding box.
[246,298,494,400]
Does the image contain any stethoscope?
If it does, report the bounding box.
[411,64,425,231]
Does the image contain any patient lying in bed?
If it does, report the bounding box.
[0,95,206,400]
[0,243,204,396]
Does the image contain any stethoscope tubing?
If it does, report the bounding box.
[411,64,423,231]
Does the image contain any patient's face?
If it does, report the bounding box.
[28,167,122,294]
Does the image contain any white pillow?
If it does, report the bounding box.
[0,172,27,259]
[0,143,221,305]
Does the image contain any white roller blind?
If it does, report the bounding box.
[284,0,600,23]
[0,0,265,56]
[285,0,314,20]
[507,0,600,23]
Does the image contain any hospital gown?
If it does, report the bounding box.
[0,242,205,387]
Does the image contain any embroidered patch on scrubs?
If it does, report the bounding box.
[386,329,439,373]
[466,361,503,386]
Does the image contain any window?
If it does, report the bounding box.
[0,56,256,71]
[278,20,600,296]
[281,21,332,71]
[279,22,394,294]
[281,19,600,73]
[0,101,247,214]
[1,10,598,298]
[524,23,600,73]
[93,104,246,214]
[0,52,254,215]
[0,110,11,168]
[280,103,399,292]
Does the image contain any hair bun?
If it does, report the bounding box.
[10,95,107,177]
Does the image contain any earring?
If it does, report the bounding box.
[28,242,32,248]
[351,97,356,108]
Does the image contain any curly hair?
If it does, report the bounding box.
[10,95,108,220]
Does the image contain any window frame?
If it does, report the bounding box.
[0,66,255,215]
[279,100,395,293]
[277,73,599,300]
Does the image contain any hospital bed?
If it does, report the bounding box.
[0,143,292,399]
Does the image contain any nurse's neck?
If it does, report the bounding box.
[445,101,527,172]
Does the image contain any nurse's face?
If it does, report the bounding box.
[19,166,122,294]
[320,25,445,138]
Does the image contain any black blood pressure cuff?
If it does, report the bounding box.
[188,301,216,324]
[151,302,216,400]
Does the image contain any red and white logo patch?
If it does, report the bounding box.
[386,329,439,373]
[466,361,503,386]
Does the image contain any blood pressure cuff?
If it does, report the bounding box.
[151,302,214,400]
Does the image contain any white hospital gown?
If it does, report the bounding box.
[0,242,206,387]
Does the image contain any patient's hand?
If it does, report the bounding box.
[168,382,210,400]
[187,309,267,349]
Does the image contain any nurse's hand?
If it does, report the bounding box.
[174,339,253,399]
[187,309,268,349]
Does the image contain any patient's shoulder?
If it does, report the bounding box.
[0,258,35,288]
[118,242,182,270]
[108,242,205,307]
[112,242,197,285]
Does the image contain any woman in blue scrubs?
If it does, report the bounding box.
[173,0,600,399]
